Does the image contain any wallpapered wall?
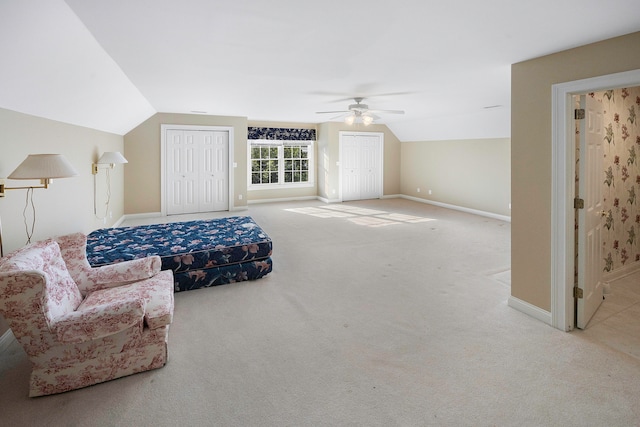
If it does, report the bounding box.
[580,86,640,274]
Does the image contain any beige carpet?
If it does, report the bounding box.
[1,198,639,426]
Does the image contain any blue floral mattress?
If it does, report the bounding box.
[86,216,273,292]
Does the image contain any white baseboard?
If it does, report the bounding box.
[120,197,512,221]
[112,215,126,228]
[0,329,15,354]
[400,195,511,223]
[603,262,640,283]
[316,196,341,204]
[508,296,552,326]
[121,212,163,222]
[248,196,318,205]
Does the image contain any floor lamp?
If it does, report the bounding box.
[0,154,79,256]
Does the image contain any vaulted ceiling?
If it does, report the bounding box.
[1,0,638,141]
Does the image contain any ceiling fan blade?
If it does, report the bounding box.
[329,113,349,120]
[316,110,351,114]
[368,109,405,115]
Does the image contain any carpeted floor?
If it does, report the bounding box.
[1,198,639,426]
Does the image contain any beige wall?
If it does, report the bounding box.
[512,31,640,311]
[317,122,337,200]
[0,107,125,336]
[0,108,125,251]
[123,113,249,214]
[401,138,511,216]
[123,115,402,213]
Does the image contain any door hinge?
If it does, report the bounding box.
[574,198,585,209]
[575,108,585,120]
[574,287,584,299]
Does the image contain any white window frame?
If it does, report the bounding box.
[248,140,315,190]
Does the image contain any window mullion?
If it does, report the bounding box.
[278,145,284,184]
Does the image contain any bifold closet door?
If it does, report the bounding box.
[341,133,382,201]
[341,134,361,202]
[200,131,229,212]
[359,135,382,200]
[166,130,198,215]
[166,130,229,215]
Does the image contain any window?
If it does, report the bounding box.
[251,145,279,185]
[283,145,309,183]
[249,141,314,188]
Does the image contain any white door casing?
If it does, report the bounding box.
[550,69,640,331]
[576,95,605,329]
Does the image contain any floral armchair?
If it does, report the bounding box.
[0,233,174,397]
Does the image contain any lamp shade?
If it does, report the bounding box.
[97,152,128,165]
[8,154,79,180]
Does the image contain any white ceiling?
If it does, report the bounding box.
[1,0,638,141]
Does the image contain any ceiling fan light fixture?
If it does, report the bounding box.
[318,97,403,125]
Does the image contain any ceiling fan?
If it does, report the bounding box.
[316,97,405,125]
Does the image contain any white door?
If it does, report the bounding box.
[340,132,383,201]
[166,130,199,215]
[200,131,229,212]
[576,95,605,329]
[360,135,381,200]
[341,135,361,202]
[166,129,229,215]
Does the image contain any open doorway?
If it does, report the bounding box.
[551,70,640,331]
[574,86,640,329]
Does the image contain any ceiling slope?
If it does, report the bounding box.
[0,0,155,135]
[2,1,639,140]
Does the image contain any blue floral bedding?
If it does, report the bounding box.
[86,216,273,291]
[173,258,272,292]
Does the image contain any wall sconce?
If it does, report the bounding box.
[92,151,128,175]
[0,154,79,256]
[0,154,78,197]
[92,152,127,220]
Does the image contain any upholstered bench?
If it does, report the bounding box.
[85,216,273,292]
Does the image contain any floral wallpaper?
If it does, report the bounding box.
[578,86,640,274]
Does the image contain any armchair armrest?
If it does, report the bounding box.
[55,232,162,293]
[53,298,146,343]
[94,256,162,288]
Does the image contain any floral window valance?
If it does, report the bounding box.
[248,127,316,141]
